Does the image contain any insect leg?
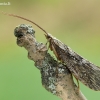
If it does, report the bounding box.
[45,38,52,51]
[36,38,52,53]
[45,38,51,45]
[50,44,61,78]
[74,76,80,90]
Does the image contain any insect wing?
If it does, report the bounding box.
[51,37,100,91]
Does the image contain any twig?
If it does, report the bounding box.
[14,24,87,100]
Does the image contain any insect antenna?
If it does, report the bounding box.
[0,11,48,35]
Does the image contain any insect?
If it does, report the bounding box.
[1,11,100,91]
[45,34,100,91]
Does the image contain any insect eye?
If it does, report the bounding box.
[47,35,51,39]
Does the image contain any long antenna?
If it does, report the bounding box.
[0,11,48,34]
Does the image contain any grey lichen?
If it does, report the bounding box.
[35,53,71,95]
[14,24,35,37]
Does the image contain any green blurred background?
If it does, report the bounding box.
[0,0,100,100]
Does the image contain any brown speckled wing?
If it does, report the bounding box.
[52,38,100,91]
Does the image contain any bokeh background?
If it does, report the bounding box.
[0,0,100,100]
